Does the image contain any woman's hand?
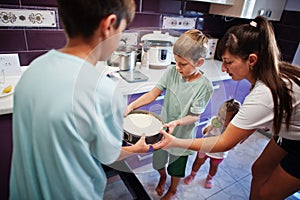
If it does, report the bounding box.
[152,129,177,150]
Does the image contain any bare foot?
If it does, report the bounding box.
[155,176,166,196]
[161,190,177,200]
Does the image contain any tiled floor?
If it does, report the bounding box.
[104,131,300,200]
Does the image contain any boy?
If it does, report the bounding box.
[10,1,151,199]
[125,29,213,200]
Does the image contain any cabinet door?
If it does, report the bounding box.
[201,79,236,121]
[127,92,164,115]
[197,79,237,138]
[234,79,251,104]
[0,114,13,200]
[197,79,251,138]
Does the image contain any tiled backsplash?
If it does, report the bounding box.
[0,0,299,66]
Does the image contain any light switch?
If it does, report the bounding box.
[0,54,21,76]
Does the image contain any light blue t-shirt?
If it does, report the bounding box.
[10,50,125,199]
[156,65,213,156]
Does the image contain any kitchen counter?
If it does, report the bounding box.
[0,76,20,115]
[96,59,229,96]
[0,59,230,200]
[0,59,229,115]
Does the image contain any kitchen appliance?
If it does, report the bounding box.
[107,44,148,82]
[119,70,148,83]
[141,31,174,69]
[123,110,163,144]
[107,45,137,71]
[206,38,219,59]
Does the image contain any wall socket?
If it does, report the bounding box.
[121,32,138,46]
[162,16,196,30]
[0,54,21,76]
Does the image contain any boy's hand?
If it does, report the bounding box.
[132,135,152,153]
[163,120,180,134]
[124,104,134,117]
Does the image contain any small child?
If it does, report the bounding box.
[125,29,214,200]
[184,98,240,189]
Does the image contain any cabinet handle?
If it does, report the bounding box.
[156,95,165,101]
[196,119,210,127]
[213,84,220,90]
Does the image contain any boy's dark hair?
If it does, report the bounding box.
[57,0,136,38]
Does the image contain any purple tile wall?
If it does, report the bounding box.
[273,11,300,62]
[129,13,162,29]
[18,51,47,65]
[0,0,19,5]
[0,0,299,65]
[21,0,57,6]
[0,30,27,51]
[0,114,13,200]
[26,30,66,50]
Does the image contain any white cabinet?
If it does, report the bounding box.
[209,0,287,21]
[188,0,235,5]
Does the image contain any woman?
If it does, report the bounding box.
[153,16,300,199]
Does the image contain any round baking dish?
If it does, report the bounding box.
[123,110,163,144]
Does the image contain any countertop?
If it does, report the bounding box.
[0,59,229,115]
[97,59,230,95]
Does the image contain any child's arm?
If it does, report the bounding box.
[164,114,200,134]
[124,87,162,116]
[202,125,213,136]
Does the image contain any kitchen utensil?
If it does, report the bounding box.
[141,41,151,69]
[123,110,163,144]
[108,45,137,71]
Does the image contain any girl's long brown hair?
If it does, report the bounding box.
[217,16,300,135]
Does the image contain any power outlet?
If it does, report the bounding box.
[0,54,21,76]
[121,32,138,46]
[162,16,196,30]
